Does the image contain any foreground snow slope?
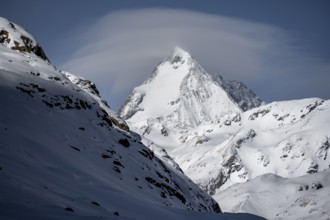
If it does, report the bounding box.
[120,47,330,219]
[0,17,262,220]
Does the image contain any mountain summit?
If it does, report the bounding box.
[119,47,262,129]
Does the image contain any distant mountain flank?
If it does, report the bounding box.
[120,47,330,219]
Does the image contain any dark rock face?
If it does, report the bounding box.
[298,182,324,191]
[15,82,93,110]
[31,43,49,61]
[10,35,49,61]
[301,100,324,118]
[222,80,262,111]
[110,116,129,132]
[307,163,319,174]
[0,30,10,43]
[119,138,130,148]
[248,108,270,120]
[145,176,187,204]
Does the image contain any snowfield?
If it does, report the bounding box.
[217,169,330,219]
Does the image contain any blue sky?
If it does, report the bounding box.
[1,0,330,110]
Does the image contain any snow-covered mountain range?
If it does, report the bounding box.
[0,17,263,220]
[120,47,330,219]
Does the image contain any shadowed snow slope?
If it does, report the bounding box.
[120,47,330,219]
[0,17,263,220]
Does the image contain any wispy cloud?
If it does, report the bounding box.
[61,8,330,110]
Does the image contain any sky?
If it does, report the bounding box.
[1,0,330,110]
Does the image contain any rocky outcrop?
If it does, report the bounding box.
[0,17,49,61]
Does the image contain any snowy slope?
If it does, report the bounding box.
[120,47,330,219]
[217,169,330,219]
[184,98,330,193]
[0,17,263,220]
[144,96,330,219]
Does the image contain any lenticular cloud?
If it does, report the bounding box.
[62,8,330,110]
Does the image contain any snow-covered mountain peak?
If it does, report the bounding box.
[143,47,197,85]
[120,47,262,131]
[167,46,192,62]
[0,17,48,61]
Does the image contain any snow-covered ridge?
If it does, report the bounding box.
[194,98,330,192]
[0,17,48,61]
[63,71,129,131]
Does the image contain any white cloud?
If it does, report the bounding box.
[61,8,330,110]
